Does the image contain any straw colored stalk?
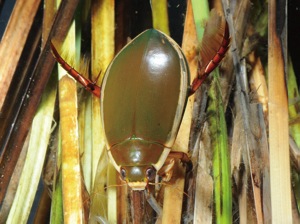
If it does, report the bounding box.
[233,59,267,223]
[258,105,272,223]
[268,0,292,222]
[73,1,93,195]
[45,1,63,223]
[232,122,264,223]
[193,123,214,223]
[0,0,41,109]
[42,0,57,47]
[219,0,251,107]
[79,92,93,193]
[248,53,268,116]
[0,1,78,207]
[56,13,83,222]
[6,77,57,223]
[89,0,115,223]
[59,75,84,223]
[0,0,55,221]
[220,0,270,222]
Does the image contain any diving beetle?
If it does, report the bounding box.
[51,20,230,190]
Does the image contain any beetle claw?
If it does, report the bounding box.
[158,158,175,182]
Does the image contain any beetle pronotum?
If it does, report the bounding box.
[51,12,230,191]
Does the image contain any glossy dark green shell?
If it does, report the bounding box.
[101,29,189,169]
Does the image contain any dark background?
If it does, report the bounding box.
[288,0,300,85]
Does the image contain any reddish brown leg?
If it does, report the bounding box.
[190,22,230,94]
[158,151,192,182]
[50,42,101,98]
[168,151,191,164]
[157,157,175,182]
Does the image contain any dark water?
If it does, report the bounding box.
[289,0,300,85]
[0,0,16,40]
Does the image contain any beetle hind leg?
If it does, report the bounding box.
[189,10,230,95]
[50,42,101,98]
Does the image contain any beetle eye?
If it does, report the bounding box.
[120,168,126,180]
[145,167,156,181]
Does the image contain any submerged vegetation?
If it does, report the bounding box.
[0,0,298,223]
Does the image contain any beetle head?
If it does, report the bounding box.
[108,138,171,190]
[120,165,156,190]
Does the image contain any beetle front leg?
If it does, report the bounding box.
[50,42,101,98]
[158,157,175,182]
[158,151,192,182]
[168,151,193,171]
